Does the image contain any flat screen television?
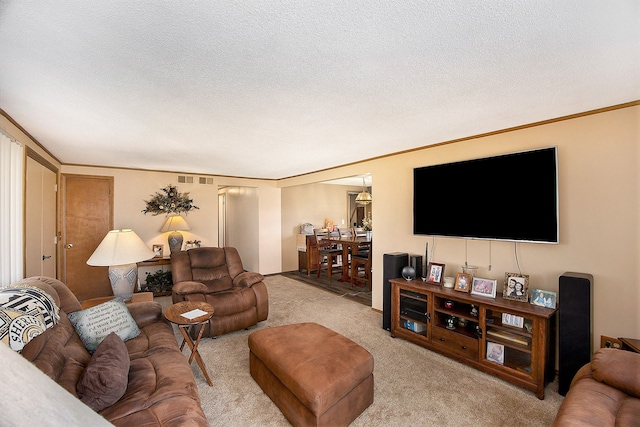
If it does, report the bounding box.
[413,147,559,244]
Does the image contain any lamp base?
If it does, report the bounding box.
[108,263,138,302]
[167,231,184,253]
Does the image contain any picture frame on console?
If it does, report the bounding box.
[503,272,529,302]
[471,277,497,298]
[426,262,445,285]
[486,342,505,365]
[454,272,472,292]
[530,289,557,309]
[153,244,164,258]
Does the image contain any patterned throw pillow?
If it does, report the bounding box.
[0,285,60,329]
[68,300,141,352]
[0,284,59,352]
[0,307,47,351]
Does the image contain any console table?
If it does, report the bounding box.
[390,278,557,399]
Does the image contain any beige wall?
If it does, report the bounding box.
[60,166,283,275]
[281,182,364,268]
[280,105,640,348]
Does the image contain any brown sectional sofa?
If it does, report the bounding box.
[552,348,640,426]
[15,276,209,426]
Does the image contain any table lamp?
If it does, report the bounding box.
[160,215,191,254]
[87,229,155,301]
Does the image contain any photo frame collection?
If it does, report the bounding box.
[420,264,557,309]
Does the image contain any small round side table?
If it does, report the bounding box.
[164,301,215,386]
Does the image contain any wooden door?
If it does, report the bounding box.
[61,174,113,301]
[25,155,58,278]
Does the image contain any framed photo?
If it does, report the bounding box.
[454,272,472,293]
[426,262,445,285]
[502,313,524,328]
[152,244,164,258]
[530,289,557,309]
[471,277,497,298]
[486,342,505,365]
[503,273,529,302]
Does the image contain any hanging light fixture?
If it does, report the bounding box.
[355,177,372,205]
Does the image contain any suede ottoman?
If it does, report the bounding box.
[248,322,374,427]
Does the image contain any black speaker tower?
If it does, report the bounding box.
[558,272,593,396]
[383,252,408,330]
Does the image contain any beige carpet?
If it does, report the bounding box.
[158,275,564,426]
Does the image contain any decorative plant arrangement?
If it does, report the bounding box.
[142,270,173,295]
[142,184,199,216]
[361,213,372,231]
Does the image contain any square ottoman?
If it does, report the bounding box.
[248,322,374,427]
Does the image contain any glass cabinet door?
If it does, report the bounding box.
[484,308,534,376]
[399,289,429,338]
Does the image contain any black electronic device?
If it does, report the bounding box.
[409,254,423,278]
[558,272,593,396]
[413,147,559,244]
[383,252,408,330]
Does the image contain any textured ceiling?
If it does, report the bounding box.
[0,1,638,179]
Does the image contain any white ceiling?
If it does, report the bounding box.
[0,1,638,179]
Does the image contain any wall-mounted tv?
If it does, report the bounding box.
[413,147,559,244]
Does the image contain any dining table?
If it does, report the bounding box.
[331,235,372,282]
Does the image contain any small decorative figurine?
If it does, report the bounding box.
[444,300,454,309]
[446,316,456,330]
[470,304,478,317]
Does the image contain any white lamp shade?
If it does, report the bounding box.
[87,229,155,266]
[160,215,191,232]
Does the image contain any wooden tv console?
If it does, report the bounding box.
[390,278,557,399]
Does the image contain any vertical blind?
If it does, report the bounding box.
[0,129,24,285]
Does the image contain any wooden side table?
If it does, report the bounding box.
[164,301,215,386]
[619,337,640,354]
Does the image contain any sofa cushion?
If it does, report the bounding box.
[592,348,640,398]
[68,300,141,352]
[77,332,130,411]
[0,284,60,329]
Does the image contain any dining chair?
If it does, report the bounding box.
[350,242,372,290]
[354,227,367,237]
[314,228,341,281]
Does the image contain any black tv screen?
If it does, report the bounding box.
[413,147,559,244]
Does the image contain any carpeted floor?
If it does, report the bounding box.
[158,274,563,426]
[281,270,372,306]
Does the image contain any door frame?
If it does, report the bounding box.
[25,147,59,278]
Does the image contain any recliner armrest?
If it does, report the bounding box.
[592,348,640,398]
[233,271,265,288]
[173,280,209,295]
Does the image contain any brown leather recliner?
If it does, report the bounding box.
[170,247,269,337]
